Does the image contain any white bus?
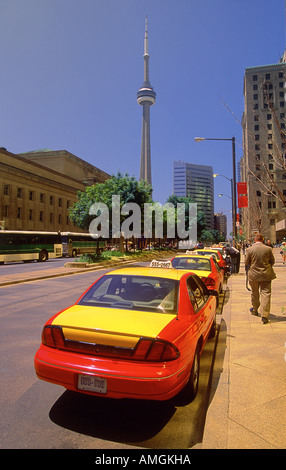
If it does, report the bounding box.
[0,231,62,264]
[60,232,103,257]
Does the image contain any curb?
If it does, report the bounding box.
[0,251,177,288]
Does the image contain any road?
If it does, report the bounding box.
[0,262,221,450]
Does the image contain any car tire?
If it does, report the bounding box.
[209,315,216,339]
[181,346,200,402]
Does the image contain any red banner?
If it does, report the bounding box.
[237,182,248,208]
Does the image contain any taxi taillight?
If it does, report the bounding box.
[133,338,179,361]
[42,325,65,349]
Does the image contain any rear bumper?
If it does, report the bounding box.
[34,345,191,401]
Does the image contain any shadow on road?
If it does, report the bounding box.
[49,391,177,444]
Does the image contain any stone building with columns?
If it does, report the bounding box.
[0,148,109,232]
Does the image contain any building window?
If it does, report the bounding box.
[253,94,258,100]
[3,185,9,195]
[269,164,273,170]
[50,213,53,223]
[17,188,22,198]
[280,102,285,107]
[29,191,34,201]
[3,205,8,217]
[253,75,258,81]
[254,125,259,131]
[40,193,45,203]
[17,208,21,219]
[50,196,53,205]
[39,212,43,222]
[29,209,33,221]
[265,73,270,80]
[256,191,261,197]
[58,198,62,207]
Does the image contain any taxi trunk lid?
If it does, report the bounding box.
[51,305,176,354]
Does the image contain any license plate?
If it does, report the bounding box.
[77,374,107,394]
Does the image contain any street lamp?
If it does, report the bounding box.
[195,136,237,239]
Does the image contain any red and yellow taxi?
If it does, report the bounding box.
[34,261,217,402]
[171,253,224,298]
[193,248,227,274]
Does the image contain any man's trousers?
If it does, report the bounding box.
[249,279,272,318]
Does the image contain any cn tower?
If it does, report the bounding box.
[137,17,156,186]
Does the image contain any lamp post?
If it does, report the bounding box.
[195,136,237,240]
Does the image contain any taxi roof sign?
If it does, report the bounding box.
[149,260,173,268]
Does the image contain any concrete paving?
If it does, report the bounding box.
[200,248,286,449]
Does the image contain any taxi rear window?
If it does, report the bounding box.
[78,275,179,314]
[172,257,211,271]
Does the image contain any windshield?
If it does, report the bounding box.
[78,274,179,314]
[197,250,219,260]
[172,257,211,271]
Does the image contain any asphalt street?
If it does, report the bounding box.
[0,262,221,450]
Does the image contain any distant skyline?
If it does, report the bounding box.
[1,0,286,236]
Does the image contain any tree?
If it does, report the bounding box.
[166,194,206,240]
[69,172,153,238]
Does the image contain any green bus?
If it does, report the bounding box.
[60,232,104,257]
[0,231,62,264]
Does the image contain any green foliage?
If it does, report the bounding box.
[69,172,153,232]
[166,194,206,239]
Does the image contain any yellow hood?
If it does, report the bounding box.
[52,305,175,348]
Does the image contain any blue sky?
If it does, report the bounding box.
[1,0,286,234]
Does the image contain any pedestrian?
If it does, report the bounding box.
[280,241,286,264]
[225,245,240,273]
[245,233,276,324]
[266,239,273,249]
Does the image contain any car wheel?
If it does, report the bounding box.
[181,346,200,402]
[209,315,216,339]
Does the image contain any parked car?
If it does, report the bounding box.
[34,263,217,402]
[171,253,224,300]
[193,248,227,274]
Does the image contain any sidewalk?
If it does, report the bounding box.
[201,248,286,449]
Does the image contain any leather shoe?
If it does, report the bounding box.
[250,308,258,316]
[262,317,269,324]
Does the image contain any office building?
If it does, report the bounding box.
[241,53,286,242]
[173,161,214,230]
[214,212,227,239]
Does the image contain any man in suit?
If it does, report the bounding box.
[245,233,276,324]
